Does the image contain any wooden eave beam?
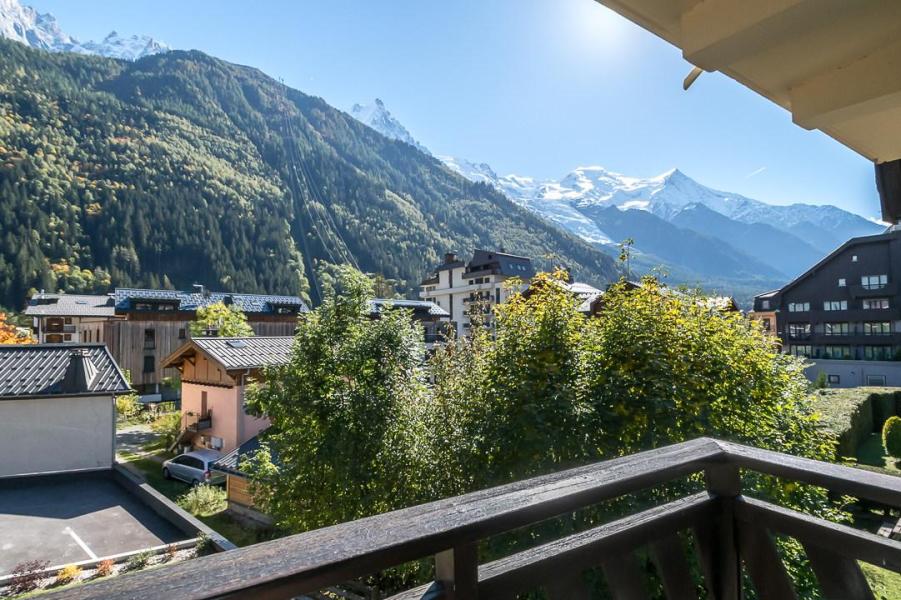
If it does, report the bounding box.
[680,0,822,70]
[791,36,901,131]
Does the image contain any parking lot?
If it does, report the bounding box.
[0,472,186,575]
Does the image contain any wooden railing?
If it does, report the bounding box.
[46,437,901,599]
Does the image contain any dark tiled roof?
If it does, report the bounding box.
[0,344,130,399]
[466,249,535,278]
[191,337,295,370]
[368,299,450,317]
[113,288,309,314]
[211,433,272,476]
[24,294,117,317]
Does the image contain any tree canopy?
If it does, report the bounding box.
[245,270,836,596]
[188,301,254,338]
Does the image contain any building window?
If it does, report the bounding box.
[762,318,771,331]
[824,322,849,337]
[864,322,892,336]
[852,255,858,262]
[828,374,841,385]
[822,345,851,359]
[63,333,72,341]
[85,330,91,343]
[823,300,847,311]
[861,274,888,290]
[838,278,846,287]
[863,298,890,310]
[788,302,810,312]
[178,328,187,340]
[143,355,155,373]
[788,323,811,338]
[790,345,811,357]
[864,346,893,361]
[64,317,72,324]
[867,375,887,386]
[761,300,771,310]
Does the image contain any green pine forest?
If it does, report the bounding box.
[0,38,619,309]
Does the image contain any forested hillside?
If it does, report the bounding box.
[0,39,618,308]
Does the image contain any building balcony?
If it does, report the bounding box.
[186,411,212,432]
[47,437,901,599]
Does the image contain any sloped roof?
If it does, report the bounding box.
[211,432,276,476]
[368,299,450,317]
[466,249,535,278]
[113,288,309,314]
[24,294,117,317]
[0,344,131,399]
[165,337,295,372]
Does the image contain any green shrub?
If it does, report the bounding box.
[883,415,901,458]
[125,551,151,571]
[195,532,214,556]
[150,412,182,448]
[177,484,227,517]
[116,393,141,420]
[813,371,828,389]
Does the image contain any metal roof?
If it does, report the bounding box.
[113,288,309,314]
[368,299,450,318]
[188,337,295,371]
[24,294,117,317]
[0,344,131,399]
[211,432,273,476]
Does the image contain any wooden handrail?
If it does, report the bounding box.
[41,437,901,599]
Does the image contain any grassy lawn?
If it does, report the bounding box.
[126,456,275,547]
[856,433,901,475]
[860,562,901,600]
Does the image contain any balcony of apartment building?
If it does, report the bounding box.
[43,317,77,334]
[53,437,901,599]
[850,281,897,299]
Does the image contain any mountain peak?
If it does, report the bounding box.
[0,0,168,60]
[350,98,430,155]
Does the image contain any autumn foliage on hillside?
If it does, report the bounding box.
[0,313,34,344]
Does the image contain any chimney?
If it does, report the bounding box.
[444,252,457,264]
[61,349,99,394]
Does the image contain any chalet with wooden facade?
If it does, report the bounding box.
[211,432,273,524]
[107,288,307,396]
[161,336,294,455]
[24,293,119,344]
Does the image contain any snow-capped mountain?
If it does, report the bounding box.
[80,31,169,61]
[0,0,168,60]
[441,155,885,288]
[350,99,430,154]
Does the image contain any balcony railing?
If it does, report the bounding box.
[45,437,901,599]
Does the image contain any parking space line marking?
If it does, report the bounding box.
[64,526,97,560]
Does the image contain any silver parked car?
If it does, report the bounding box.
[162,449,224,486]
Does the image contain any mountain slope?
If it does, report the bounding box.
[0,0,168,60]
[0,37,618,308]
[670,203,824,278]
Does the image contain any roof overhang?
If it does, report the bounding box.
[595,0,901,221]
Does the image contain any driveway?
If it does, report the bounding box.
[0,473,186,574]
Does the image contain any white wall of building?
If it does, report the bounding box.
[0,395,114,477]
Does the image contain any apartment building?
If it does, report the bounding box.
[752,228,901,386]
[419,250,534,336]
[106,288,308,396]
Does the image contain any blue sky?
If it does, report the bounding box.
[35,0,879,217]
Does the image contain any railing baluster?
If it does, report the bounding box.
[601,553,650,600]
[436,543,478,599]
[802,542,876,600]
[704,463,741,600]
[650,534,697,599]
[737,527,797,600]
